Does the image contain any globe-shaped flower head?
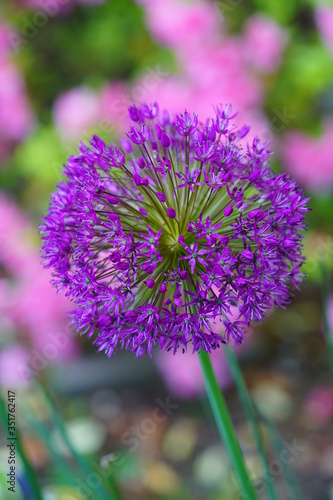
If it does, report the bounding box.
[40,103,309,358]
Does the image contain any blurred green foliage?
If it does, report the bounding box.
[5,0,164,119]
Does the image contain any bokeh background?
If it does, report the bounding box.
[0,0,333,498]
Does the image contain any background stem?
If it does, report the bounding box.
[225,345,279,500]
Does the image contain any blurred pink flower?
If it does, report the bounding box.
[132,43,262,128]
[243,15,288,73]
[0,62,35,142]
[141,0,220,49]
[132,77,195,114]
[0,344,30,388]
[98,81,130,133]
[0,194,78,365]
[49,0,284,148]
[181,40,262,109]
[315,5,333,54]
[9,264,77,357]
[53,82,131,141]
[234,108,272,144]
[155,312,253,399]
[0,21,34,160]
[53,87,100,140]
[304,386,333,425]
[133,0,274,146]
[137,76,270,145]
[0,193,33,275]
[156,348,232,399]
[280,120,333,191]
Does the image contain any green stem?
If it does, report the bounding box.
[225,345,279,500]
[258,413,304,500]
[198,350,258,500]
[26,413,79,484]
[319,262,333,374]
[0,389,43,500]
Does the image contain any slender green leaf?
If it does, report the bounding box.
[36,378,122,500]
[225,345,279,500]
[258,413,304,500]
[0,389,43,500]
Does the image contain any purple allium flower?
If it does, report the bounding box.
[39,103,310,358]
